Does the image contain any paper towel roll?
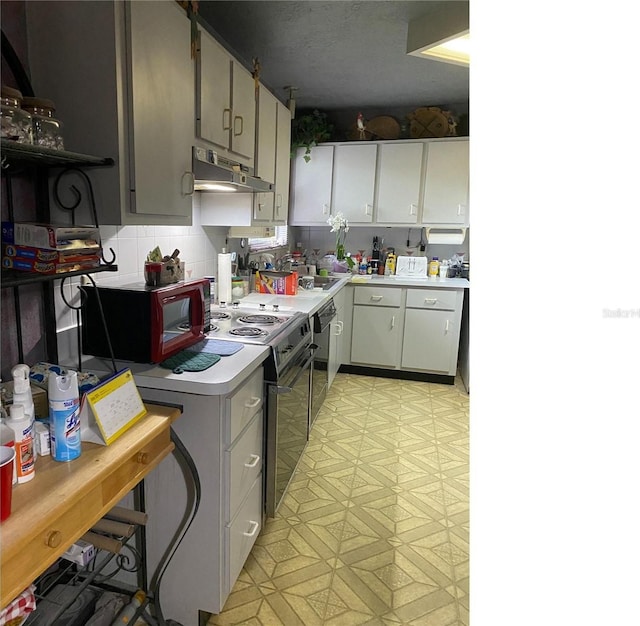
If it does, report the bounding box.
[425,228,466,245]
[217,253,232,304]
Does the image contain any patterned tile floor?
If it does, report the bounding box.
[209,373,469,626]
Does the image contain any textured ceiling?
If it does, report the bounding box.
[197,1,469,111]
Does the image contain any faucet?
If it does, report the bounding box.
[275,253,295,271]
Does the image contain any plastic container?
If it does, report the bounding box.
[8,403,35,483]
[1,86,33,143]
[11,364,34,425]
[112,589,146,624]
[428,257,440,277]
[0,417,17,485]
[21,96,64,150]
[48,370,82,462]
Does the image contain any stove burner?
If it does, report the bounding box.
[238,314,282,325]
[211,311,231,321]
[229,327,268,338]
[209,324,219,332]
[177,322,191,331]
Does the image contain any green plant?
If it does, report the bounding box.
[291,110,333,162]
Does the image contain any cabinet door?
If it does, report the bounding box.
[376,143,423,224]
[351,305,401,367]
[273,100,292,225]
[197,28,232,150]
[255,85,277,184]
[332,144,376,223]
[252,191,275,223]
[402,308,455,373]
[127,1,194,219]
[230,63,256,162]
[422,139,469,224]
[289,145,334,224]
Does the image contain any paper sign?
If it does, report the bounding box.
[80,369,147,445]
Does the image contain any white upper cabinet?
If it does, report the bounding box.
[255,85,277,184]
[197,27,255,166]
[331,144,377,224]
[376,142,423,224]
[26,0,194,225]
[289,145,334,225]
[421,138,469,225]
[273,100,292,225]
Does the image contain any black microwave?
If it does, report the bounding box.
[81,279,210,364]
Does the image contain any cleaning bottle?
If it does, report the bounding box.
[49,370,82,462]
[11,364,34,426]
[0,401,17,485]
[428,256,440,277]
[111,589,146,624]
[7,403,35,483]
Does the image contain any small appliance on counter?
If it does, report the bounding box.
[395,255,428,277]
[80,279,210,364]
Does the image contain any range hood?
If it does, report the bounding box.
[192,146,273,193]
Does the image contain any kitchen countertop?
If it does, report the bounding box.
[80,274,468,397]
[81,343,270,396]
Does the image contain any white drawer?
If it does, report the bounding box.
[353,286,401,307]
[406,288,458,311]
[226,475,262,592]
[227,367,264,444]
[227,412,263,519]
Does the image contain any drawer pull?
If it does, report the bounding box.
[371,295,383,302]
[245,397,261,409]
[424,298,438,305]
[244,454,260,469]
[46,530,62,548]
[243,520,260,538]
[137,452,150,465]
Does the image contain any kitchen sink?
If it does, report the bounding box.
[313,275,343,290]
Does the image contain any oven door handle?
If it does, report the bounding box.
[270,352,314,394]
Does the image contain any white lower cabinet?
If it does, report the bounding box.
[140,366,265,624]
[348,285,465,376]
[351,286,402,368]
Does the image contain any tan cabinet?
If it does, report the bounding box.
[26,0,194,225]
[274,100,292,224]
[197,26,255,166]
[421,138,469,225]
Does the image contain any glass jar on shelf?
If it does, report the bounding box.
[1,86,33,144]
[21,97,64,150]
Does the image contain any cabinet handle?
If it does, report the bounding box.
[182,171,195,196]
[244,454,260,469]
[445,320,450,334]
[137,452,150,465]
[457,203,465,216]
[223,108,232,130]
[410,203,417,216]
[245,397,261,409]
[322,203,329,215]
[424,298,437,305]
[334,321,343,336]
[365,203,372,216]
[243,520,260,538]
[370,295,383,301]
[276,193,282,211]
[233,115,244,136]
[391,315,395,329]
[46,530,62,548]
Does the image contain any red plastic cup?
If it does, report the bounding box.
[1,445,16,522]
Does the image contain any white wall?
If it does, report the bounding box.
[55,201,228,366]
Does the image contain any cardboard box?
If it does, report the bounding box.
[2,253,102,274]
[2,222,101,251]
[2,243,102,263]
[256,270,298,295]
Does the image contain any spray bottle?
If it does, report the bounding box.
[11,364,34,427]
[7,403,35,483]
[49,370,82,462]
[0,386,17,484]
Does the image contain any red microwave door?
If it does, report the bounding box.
[149,282,206,362]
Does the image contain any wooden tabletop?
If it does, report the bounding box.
[1,403,180,609]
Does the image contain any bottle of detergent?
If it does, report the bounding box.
[7,403,35,483]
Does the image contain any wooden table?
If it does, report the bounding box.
[0,403,180,609]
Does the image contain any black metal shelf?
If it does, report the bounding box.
[1,264,119,288]
[1,139,114,168]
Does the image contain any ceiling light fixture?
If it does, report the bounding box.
[407,1,469,67]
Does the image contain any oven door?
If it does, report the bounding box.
[265,344,313,518]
